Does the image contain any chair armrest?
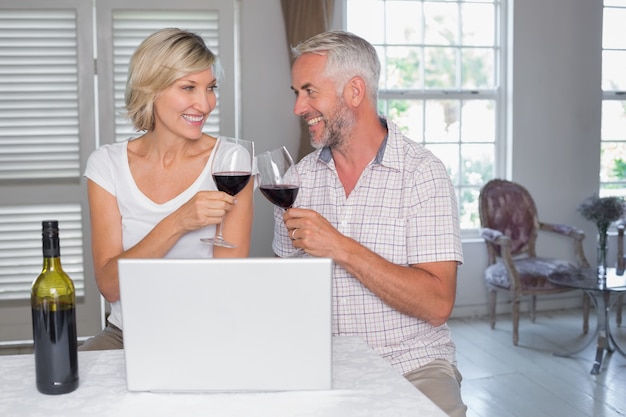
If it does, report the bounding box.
[539,222,590,268]
[480,227,507,244]
[480,227,514,250]
[539,222,585,241]
[479,227,515,267]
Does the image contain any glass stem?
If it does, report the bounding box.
[216,220,225,241]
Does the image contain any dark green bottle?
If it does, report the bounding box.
[31,220,79,395]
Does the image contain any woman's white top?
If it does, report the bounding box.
[83,139,217,329]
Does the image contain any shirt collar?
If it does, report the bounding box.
[318,117,395,167]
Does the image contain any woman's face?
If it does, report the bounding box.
[152,68,217,140]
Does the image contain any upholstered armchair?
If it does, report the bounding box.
[479,179,591,345]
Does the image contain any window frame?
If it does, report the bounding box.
[600,1,626,199]
[342,0,508,237]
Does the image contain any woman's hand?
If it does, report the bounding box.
[176,190,236,232]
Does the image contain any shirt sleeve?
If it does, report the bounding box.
[406,157,463,266]
[83,144,119,197]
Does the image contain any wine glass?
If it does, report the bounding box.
[256,146,300,210]
[256,147,304,257]
[201,136,254,248]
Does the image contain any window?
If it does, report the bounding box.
[600,0,626,198]
[0,0,237,342]
[345,0,505,231]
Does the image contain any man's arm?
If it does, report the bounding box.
[284,208,458,325]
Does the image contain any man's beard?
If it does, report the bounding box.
[309,99,356,150]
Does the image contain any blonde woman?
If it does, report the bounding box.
[81,28,253,350]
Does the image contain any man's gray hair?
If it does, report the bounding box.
[292,30,380,104]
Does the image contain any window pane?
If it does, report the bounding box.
[423,1,458,46]
[461,143,495,187]
[600,100,626,193]
[461,100,496,142]
[461,3,494,46]
[459,142,494,230]
[426,143,459,184]
[424,47,457,88]
[602,50,626,91]
[347,0,385,44]
[459,187,481,229]
[601,100,626,140]
[385,1,423,44]
[600,141,626,187]
[462,47,495,89]
[384,46,422,89]
[425,100,460,142]
[379,99,425,141]
[376,45,389,90]
[603,7,626,49]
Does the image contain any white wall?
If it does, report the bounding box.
[240,0,605,318]
[239,0,301,258]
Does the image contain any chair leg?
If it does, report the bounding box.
[530,295,537,323]
[489,290,497,329]
[617,294,623,328]
[583,293,591,334]
[512,299,520,346]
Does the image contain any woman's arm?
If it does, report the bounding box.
[87,178,242,302]
[213,178,254,258]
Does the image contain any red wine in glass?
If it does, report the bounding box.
[256,147,305,257]
[256,147,300,210]
[201,137,254,248]
[213,171,252,196]
[259,184,299,209]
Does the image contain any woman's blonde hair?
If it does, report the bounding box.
[125,28,221,132]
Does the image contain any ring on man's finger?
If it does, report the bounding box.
[291,229,297,240]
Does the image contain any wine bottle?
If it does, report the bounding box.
[31,220,79,395]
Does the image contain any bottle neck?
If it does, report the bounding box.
[42,235,60,258]
[42,233,62,271]
[42,256,63,271]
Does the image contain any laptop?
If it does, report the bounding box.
[117,257,333,392]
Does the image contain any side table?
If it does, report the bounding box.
[548,267,626,375]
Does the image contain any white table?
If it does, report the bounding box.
[0,336,446,417]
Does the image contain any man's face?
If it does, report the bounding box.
[291,54,355,149]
